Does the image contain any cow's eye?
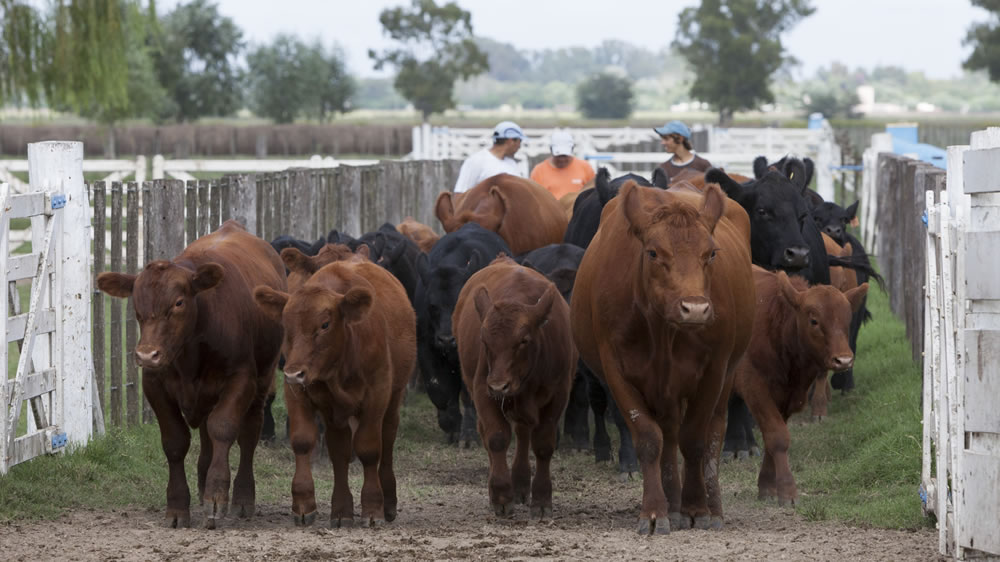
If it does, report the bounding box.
[809,317,819,327]
[757,208,768,217]
[520,336,531,347]
[647,250,657,259]
[707,249,717,263]
[321,321,330,330]
[175,298,183,308]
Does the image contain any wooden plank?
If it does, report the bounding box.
[109,183,123,427]
[146,180,186,262]
[2,192,47,220]
[327,169,342,238]
[227,174,257,235]
[340,166,361,239]
[965,232,1000,300]
[965,330,1000,434]
[125,183,140,427]
[185,180,197,246]
[5,369,57,400]
[209,178,221,233]
[196,179,209,238]
[963,147,1000,194]
[255,173,265,240]
[6,309,57,343]
[91,182,106,415]
[959,451,1000,555]
[360,166,380,235]
[11,432,48,467]
[6,253,40,282]
[220,175,232,223]
[287,169,316,241]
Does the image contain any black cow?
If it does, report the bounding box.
[415,223,511,445]
[563,169,660,249]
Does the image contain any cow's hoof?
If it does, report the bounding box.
[204,500,229,529]
[594,448,611,463]
[737,450,749,461]
[366,516,384,528]
[637,516,669,535]
[513,491,528,505]
[777,496,796,507]
[669,512,690,530]
[812,415,824,423]
[530,505,552,522]
[294,511,317,527]
[331,516,354,529]
[750,446,761,457]
[617,471,634,483]
[384,508,397,523]
[492,502,512,517]
[709,516,724,530]
[758,490,777,501]
[166,509,191,529]
[693,515,712,530]
[721,451,735,463]
[233,502,254,519]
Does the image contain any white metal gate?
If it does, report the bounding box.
[923,127,1000,559]
[0,141,97,475]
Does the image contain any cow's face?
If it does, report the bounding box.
[811,201,858,245]
[712,170,812,272]
[622,181,723,326]
[97,261,223,369]
[474,283,556,398]
[418,265,469,353]
[777,272,868,372]
[258,284,372,387]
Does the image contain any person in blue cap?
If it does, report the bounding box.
[654,120,712,183]
[453,120,525,193]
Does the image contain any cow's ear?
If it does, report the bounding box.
[785,158,808,190]
[97,272,136,298]
[705,168,744,202]
[474,285,492,321]
[416,253,430,284]
[546,268,577,299]
[621,181,649,238]
[803,158,815,188]
[372,232,387,257]
[472,186,507,232]
[845,200,859,221]
[282,248,318,276]
[531,285,556,329]
[466,249,484,274]
[700,184,726,233]
[651,167,669,189]
[385,237,407,263]
[354,244,371,261]
[192,263,224,293]
[776,271,803,308]
[595,168,614,206]
[340,287,373,325]
[753,156,769,179]
[844,282,869,313]
[435,191,459,232]
[253,285,289,321]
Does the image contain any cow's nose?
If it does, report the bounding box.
[436,334,456,349]
[678,298,712,323]
[284,369,306,385]
[831,355,854,372]
[489,381,510,394]
[782,247,810,268]
[135,347,161,367]
[823,225,843,239]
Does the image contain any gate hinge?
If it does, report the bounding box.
[45,429,68,453]
[49,193,67,211]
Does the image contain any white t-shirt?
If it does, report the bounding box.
[453,149,523,193]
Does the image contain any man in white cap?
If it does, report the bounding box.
[453,120,525,193]
[654,120,712,183]
[530,130,596,200]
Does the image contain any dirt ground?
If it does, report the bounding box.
[0,445,940,562]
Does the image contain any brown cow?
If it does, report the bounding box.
[453,256,576,519]
[282,243,370,293]
[397,216,440,253]
[735,267,867,505]
[571,182,756,534]
[96,220,285,529]
[435,173,568,254]
[254,258,416,528]
[808,234,858,420]
[558,190,580,220]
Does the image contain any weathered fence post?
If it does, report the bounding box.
[228,174,258,236]
[339,165,362,238]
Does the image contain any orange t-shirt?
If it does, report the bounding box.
[530,157,596,200]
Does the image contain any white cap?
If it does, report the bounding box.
[550,131,574,156]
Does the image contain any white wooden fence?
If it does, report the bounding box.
[0,156,146,194]
[0,141,98,475]
[150,154,381,181]
[409,123,843,200]
[922,127,1000,559]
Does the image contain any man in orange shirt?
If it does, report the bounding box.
[530,130,596,200]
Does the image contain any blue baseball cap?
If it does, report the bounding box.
[654,120,691,139]
[492,121,524,140]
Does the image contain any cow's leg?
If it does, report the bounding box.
[658,409,682,530]
[722,394,747,460]
[459,384,480,448]
[511,423,532,505]
[197,425,211,505]
[325,423,354,528]
[378,389,404,523]
[286,382,320,526]
[202,372,257,529]
[354,408,386,527]
[608,398,639,477]
[741,378,795,504]
[702,365,738,530]
[261,389,277,443]
[809,372,831,422]
[143,375,191,529]
[584,364,611,463]
[231,389,266,518]
[531,394,565,521]
[562,371,590,451]
[473,386,514,516]
[598,341,668,535]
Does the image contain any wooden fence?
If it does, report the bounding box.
[90,159,461,426]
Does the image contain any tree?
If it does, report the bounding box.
[247,35,355,124]
[151,0,244,122]
[369,0,489,120]
[672,0,814,125]
[576,71,635,119]
[964,0,1000,81]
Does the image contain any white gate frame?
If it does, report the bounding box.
[922,127,1000,559]
[0,141,97,476]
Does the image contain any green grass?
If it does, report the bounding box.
[0,282,930,530]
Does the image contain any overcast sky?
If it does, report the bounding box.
[161,0,990,80]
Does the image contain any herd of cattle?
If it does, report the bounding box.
[95,155,881,534]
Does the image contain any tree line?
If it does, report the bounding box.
[3,0,1000,129]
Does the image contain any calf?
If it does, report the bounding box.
[415,223,511,444]
[436,173,567,254]
[734,267,867,505]
[454,256,576,518]
[397,216,440,253]
[254,258,415,528]
[97,220,285,529]
[572,182,756,534]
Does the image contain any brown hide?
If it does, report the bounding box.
[558,191,580,220]
[95,220,285,529]
[571,182,756,534]
[397,217,440,253]
[253,259,416,526]
[734,267,868,505]
[435,173,568,254]
[454,256,576,517]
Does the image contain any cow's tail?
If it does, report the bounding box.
[827,254,885,289]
